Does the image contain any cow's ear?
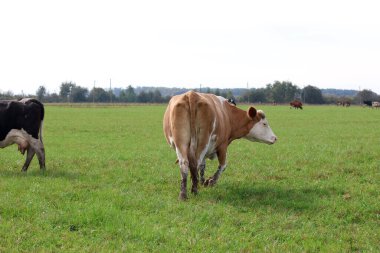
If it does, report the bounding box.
[247,107,257,119]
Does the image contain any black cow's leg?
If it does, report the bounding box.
[22,147,35,172]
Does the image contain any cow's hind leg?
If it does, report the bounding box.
[29,137,46,170]
[35,142,46,170]
[178,159,189,200]
[198,159,206,185]
[190,162,198,195]
[204,164,226,187]
[204,146,227,187]
[175,146,189,200]
[22,147,35,172]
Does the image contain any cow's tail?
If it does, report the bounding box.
[187,92,198,180]
[34,100,45,144]
[39,119,44,144]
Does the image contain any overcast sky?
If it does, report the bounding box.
[1,0,379,95]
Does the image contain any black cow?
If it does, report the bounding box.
[227,98,236,106]
[0,98,45,171]
[363,101,372,107]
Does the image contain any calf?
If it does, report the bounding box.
[0,98,45,171]
[163,91,277,200]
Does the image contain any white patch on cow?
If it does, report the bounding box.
[217,96,226,105]
[197,119,217,165]
[244,113,277,145]
[0,129,28,148]
[169,136,175,148]
[0,129,43,151]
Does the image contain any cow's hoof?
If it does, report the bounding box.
[178,192,187,200]
[191,187,198,195]
[204,178,216,187]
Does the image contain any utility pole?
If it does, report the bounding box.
[303,86,306,103]
[247,82,249,103]
[93,80,95,104]
[110,78,112,103]
[199,84,202,93]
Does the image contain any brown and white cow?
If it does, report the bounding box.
[163,91,277,200]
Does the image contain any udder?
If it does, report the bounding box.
[17,140,29,155]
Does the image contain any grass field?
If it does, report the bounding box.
[0,104,379,252]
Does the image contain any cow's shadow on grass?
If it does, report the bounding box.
[205,182,335,212]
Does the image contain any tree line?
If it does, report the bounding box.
[1,80,379,104]
[33,82,171,103]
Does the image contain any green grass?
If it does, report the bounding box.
[0,104,379,252]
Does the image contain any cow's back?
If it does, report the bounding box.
[164,91,230,167]
[0,99,44,140]
[163,93,191,150]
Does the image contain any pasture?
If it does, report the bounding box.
[0,104,379,252]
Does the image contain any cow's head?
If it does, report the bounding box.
[244,107,277,145]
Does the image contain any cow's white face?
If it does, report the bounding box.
[245,110,277,145]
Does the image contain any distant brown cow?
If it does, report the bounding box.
[337,101,351,107]
[343,101,351,107]
[290,100,303,109]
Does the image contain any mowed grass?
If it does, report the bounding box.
[0,104,379,252]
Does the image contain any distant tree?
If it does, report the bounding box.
[137,91,149,103]
[89,87,109,102]
[251,88,267,103]
[36,86,46,101]
[119,86,140,102]
[271,81,300,103]
[225,89,234,100]
[355,89,378,103]
[271,81,287,103]
[303,85,324,104]
[71,86,88,102]
[152,89,163,103]
[264,84,274,102]
[0,90,14,100]
[323,95,339,105]
[239,90,250,103]
[45,92,60,103]
[59,82,76,101]
[239,88,267,103]
[125,85,137,102]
